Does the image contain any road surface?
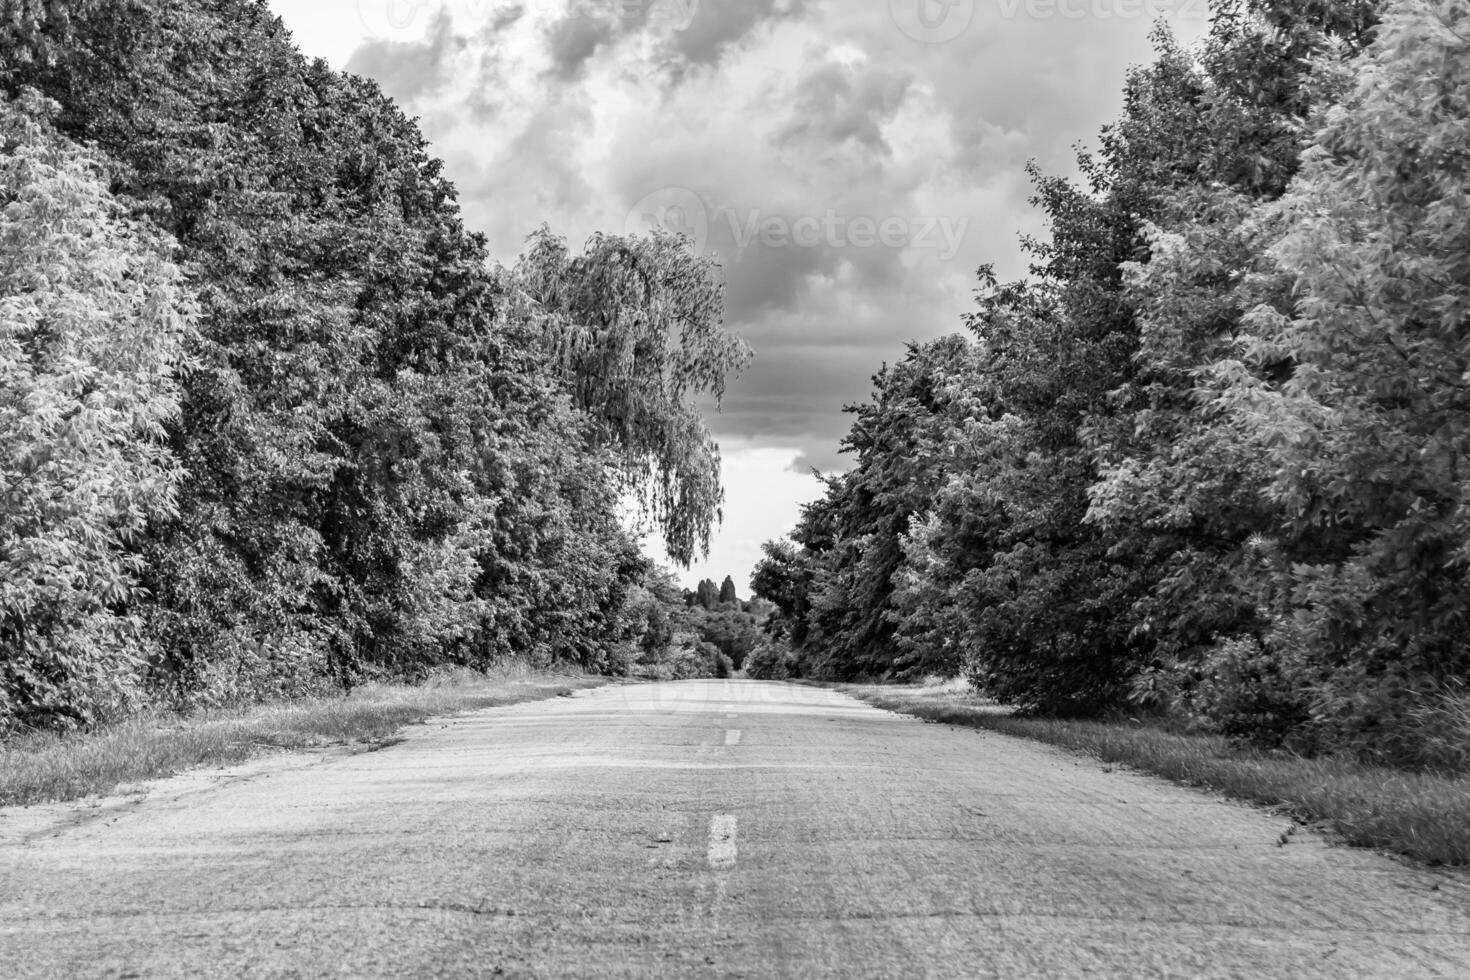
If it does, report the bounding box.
[2,680,1468,977]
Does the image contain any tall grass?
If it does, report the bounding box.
[0,666,608,807]
[845,682,1470,867]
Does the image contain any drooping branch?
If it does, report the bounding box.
[500,227,752,565]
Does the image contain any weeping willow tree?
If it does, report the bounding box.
[501,228,752,566]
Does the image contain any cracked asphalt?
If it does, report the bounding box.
[2,679,1468,978]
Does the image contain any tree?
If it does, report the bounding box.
[501,228,752,565]
[751,540,817,648]
[718,576,738,605]
[0,0,709,710]
[1203,0,1470,760]
[755,2,1382,711]
[0,92,196,730]
[0,0,508,692]
[752,337,974,679]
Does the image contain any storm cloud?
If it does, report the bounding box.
[274,0,1211,583]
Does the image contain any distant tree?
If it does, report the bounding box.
[695,579,719,610]
[695,609,761,671]
[751,539,817,648]
[718,576,738,605]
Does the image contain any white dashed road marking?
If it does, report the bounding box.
[725,730,742,746]
[708,815,738,870]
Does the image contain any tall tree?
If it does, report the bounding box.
[502,228,752,565]
[1203,0,1470,758]
[0,0,705,712]
[0,92,196,730]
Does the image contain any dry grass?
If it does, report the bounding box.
[840,680,1470,867]
[0,665,611,808]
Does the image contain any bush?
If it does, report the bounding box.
[1405,688,1470,774]
[712,650,735,679]
[1175,636,1315,747]
[744,640,795,680]
[165,631,336,711]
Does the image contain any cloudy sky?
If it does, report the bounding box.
[267,0,1208,590]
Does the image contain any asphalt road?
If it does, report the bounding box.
[2,679,1468,978]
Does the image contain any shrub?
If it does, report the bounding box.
[744,640,796,680]
[1405,688,1470,774]
[1175,636,1315,747]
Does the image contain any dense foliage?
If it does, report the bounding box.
[0,93,196,727]
[502,230,751,566]
[607,571,765,679]
[757,0,1470,768]
[0,0,746,731]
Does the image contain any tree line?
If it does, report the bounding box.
[0,0,749,732]
[754,0,1470,769]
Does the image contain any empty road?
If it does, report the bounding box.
[2,680,1468,977]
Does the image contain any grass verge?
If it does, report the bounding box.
[0,666,611,808]
[839,680,1470,867]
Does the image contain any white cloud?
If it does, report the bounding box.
[671,440,830,592]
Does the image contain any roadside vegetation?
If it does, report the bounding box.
[0,666,609,808]
[753,0,1470,778]
[0,2,748,738]
[842,680,1470,867]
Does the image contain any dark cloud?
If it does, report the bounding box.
[545,14,616,80]
[344,9,460,101]
[661,0,811,74]
[488,5,526,32]
[776,61,912,156]
[718,233,840,318]
[536,0,813,88]
[786,449,850,476]
[332,0,1190,482]
[276,0,1208,582]
[704,335,914,447]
